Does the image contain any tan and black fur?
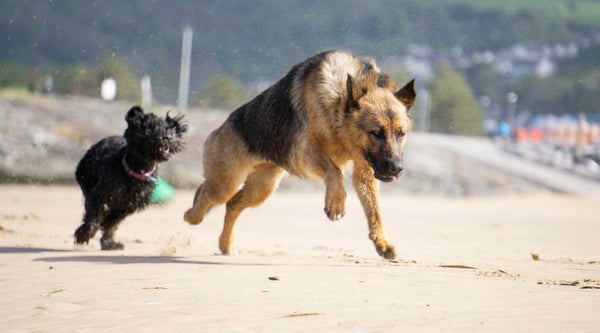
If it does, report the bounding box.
[184,50,416,259]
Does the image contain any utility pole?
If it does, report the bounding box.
[419,89,431,132]
[507,91,518,129]
[178,25,193,111]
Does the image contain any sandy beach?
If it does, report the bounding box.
[1,185,599,332]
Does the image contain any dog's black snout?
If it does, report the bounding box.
[391,162,403,174]
[384,158,403,175]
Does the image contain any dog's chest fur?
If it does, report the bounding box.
[105,171,154,214]
[77,136,156,214]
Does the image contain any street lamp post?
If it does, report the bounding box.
[419,89,431,132]
[178,25,193,111]
[507,91,518,129]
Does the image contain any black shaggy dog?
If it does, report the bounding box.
[74,106,187,250]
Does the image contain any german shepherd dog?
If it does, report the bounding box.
[184,50,415,259]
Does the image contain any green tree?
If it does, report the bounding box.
[53,64,99,97]
[0,62,42,92]
[465,62,505,102]
[516,70,600,115]
[99,58,141,101]
[514,45,600,115]
[53,59,140,101]
[197,76,252,110]
[430,64,484,136]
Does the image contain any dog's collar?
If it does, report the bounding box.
[122,153,157,182]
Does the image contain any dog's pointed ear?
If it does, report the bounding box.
[166,111,189,136]
[346,74,362,111]
[395,79,416,110]
[125,106,145,125]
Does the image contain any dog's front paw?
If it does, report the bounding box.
[369,232,396,260]
[375,242,396,260]
[219,238,237,256]
[100,239,125,250]
[324,189,346,221]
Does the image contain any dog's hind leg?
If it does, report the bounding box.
[74,198,103,245]
[184,123,257,225]
[352,160,396,260]
[184,168,250,225]
[220,163,284,255]
[184,183,216,225]
[100,211,127,250]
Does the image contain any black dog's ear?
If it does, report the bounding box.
[395,79,417,110]
[166,111,188,136]
[125,106,145,125]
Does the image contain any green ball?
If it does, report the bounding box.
[151,178,175,204]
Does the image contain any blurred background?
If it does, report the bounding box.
[1,0,599,196]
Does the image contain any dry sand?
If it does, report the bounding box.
[1,185,599,332]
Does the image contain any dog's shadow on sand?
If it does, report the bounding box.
[34,255,383,267]
[1,246,227,265]
[0,247,74,254]
[3,246,388,267]
[35,255,225,266]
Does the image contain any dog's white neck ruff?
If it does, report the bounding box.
[122,153,157,182]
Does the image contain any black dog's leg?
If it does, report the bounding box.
[100,212,127,250]
[74,199,103,244]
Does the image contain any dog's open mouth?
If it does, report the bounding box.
[366,153,400,182]
[374,171,398,183]
[159,148,170,160]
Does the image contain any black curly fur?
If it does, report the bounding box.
[74,106,187,250]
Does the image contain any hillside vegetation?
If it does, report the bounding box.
[1,0,599,102]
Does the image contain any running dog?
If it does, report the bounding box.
[184,50,415,259]
[75,106,187,250]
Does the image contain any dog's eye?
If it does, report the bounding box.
[396,132,405,141]
[371,129,386,141]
